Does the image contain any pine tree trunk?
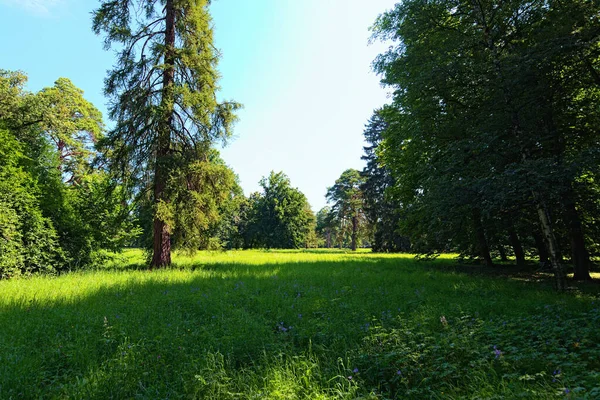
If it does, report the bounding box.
[351,215,358,251]
[564,198,592,281]
[472,208,493,267]
[508,226,526,268]
[533,231,549,264]
[151,0,176,268]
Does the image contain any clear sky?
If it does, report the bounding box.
[0,0,396,211]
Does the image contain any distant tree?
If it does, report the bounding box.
[326,169,367,251]
[93,0,240,267]
[245,171,315,249]
[316,206,335,248]
[361,109,410,252]
[212,176,247,250]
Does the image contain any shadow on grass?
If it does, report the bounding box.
[1,256,598,398]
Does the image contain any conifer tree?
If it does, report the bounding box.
[93,0,240,267]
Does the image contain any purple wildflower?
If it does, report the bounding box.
[493,345,502,359]
[353,368,359,373]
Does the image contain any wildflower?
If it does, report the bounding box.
[347,376,353,380]
[397,370,402,375]
[440,316,448,326]
[353,368,359,373]
[565,388,570,394]
[493,345,502,359]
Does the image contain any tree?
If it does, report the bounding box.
[372,0,600,286]
[1,69,137,272]
[0,127,64,277]
[244,172,315,249]
[361,109,410,253]
[326,169,367,251]
[93,0,240,267]
[38,78,103,182]
[316,206,335,248]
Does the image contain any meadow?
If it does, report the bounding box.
[0,250,598,399]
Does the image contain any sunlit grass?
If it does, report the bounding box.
[0,250,598,398]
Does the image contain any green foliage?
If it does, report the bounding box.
[325,169,370,250]
[243,171,316,249]
[213,182,249,250]
[93,0,241,266]
[169,150,239,251]
[371,0,600,277]
[360,109,410,253]
[0,127,64,277]
[0,250,597,398]
[38,77,104,181]
[0,69,138,274]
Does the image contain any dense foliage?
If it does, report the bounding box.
[360,110,410,253]
[93,0,241,267]
[242,172,316,249]
[0,70,137,277]
[320,169,370,251]
[371,0,600,287]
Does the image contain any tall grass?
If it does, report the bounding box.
[0,250,598,398]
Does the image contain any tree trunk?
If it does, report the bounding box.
[151,0,176,268]
[533,231,549,265]
[472,208,493,267]
[564,197,592,280]
[351,215,358,251]
[535,200,567,290]
[508,226,526,268]
[498,246,508,262]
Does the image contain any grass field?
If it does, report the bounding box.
[0,250,598,399]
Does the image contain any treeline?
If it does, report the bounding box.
[3,0,599,287]
[0,71,320,276]
[361,0,600,287]
[0,71,138,278]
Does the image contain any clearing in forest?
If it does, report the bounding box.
[0,250,598,398]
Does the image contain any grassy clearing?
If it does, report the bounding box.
[0,250,598,399]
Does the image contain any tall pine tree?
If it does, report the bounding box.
[93,0,240,267]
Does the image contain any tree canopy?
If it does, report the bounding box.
[243,172,316,249]
[371,0,600,288]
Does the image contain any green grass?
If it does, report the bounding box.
[0,250,598,399]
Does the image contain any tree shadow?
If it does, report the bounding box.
[0,256,597,398]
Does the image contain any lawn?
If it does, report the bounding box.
[0,250,598,399]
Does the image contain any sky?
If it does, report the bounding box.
[0,0,396,211]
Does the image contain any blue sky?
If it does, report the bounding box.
[0,0,396,211]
